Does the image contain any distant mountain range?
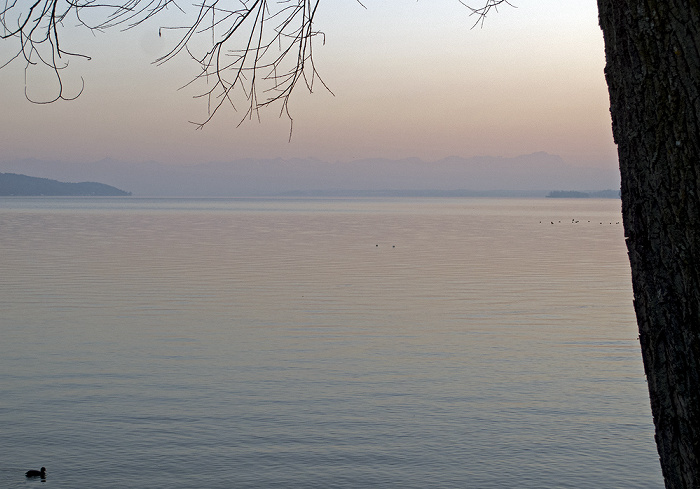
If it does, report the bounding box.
[0,153,620,197]
[0,173,131,196]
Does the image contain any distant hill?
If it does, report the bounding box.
[547,190,620,199]
[0,173,131,196]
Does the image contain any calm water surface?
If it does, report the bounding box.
[0,197,662,488]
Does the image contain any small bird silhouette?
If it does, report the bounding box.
[26,467,46,478]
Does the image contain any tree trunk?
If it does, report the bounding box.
[597,1,700,487]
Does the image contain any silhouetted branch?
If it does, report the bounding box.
[153,0,327,129]
[461,0,515,28]
[0,0,512,125]
[1,0,175,100]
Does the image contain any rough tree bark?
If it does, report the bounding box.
[597,2,700,487]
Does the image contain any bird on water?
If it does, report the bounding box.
[25,467,46,478]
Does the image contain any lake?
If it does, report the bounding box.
[0,197,663,488]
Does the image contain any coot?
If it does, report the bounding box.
[25,467,46,478]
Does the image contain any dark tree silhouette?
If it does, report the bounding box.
[3,1,698,487]
[598,2,700,488]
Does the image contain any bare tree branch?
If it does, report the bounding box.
[1,0,175,100]
[0,0,513,125]
[460,0,515,28]
[154,0,328,129]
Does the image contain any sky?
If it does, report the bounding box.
[0,0,617,169]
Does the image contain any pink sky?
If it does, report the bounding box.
[0,1,616,169]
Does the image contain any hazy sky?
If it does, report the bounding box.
[0,0,616,168]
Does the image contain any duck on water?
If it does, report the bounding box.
[25,467,46,478]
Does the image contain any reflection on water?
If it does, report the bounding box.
[0,197,661,488]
